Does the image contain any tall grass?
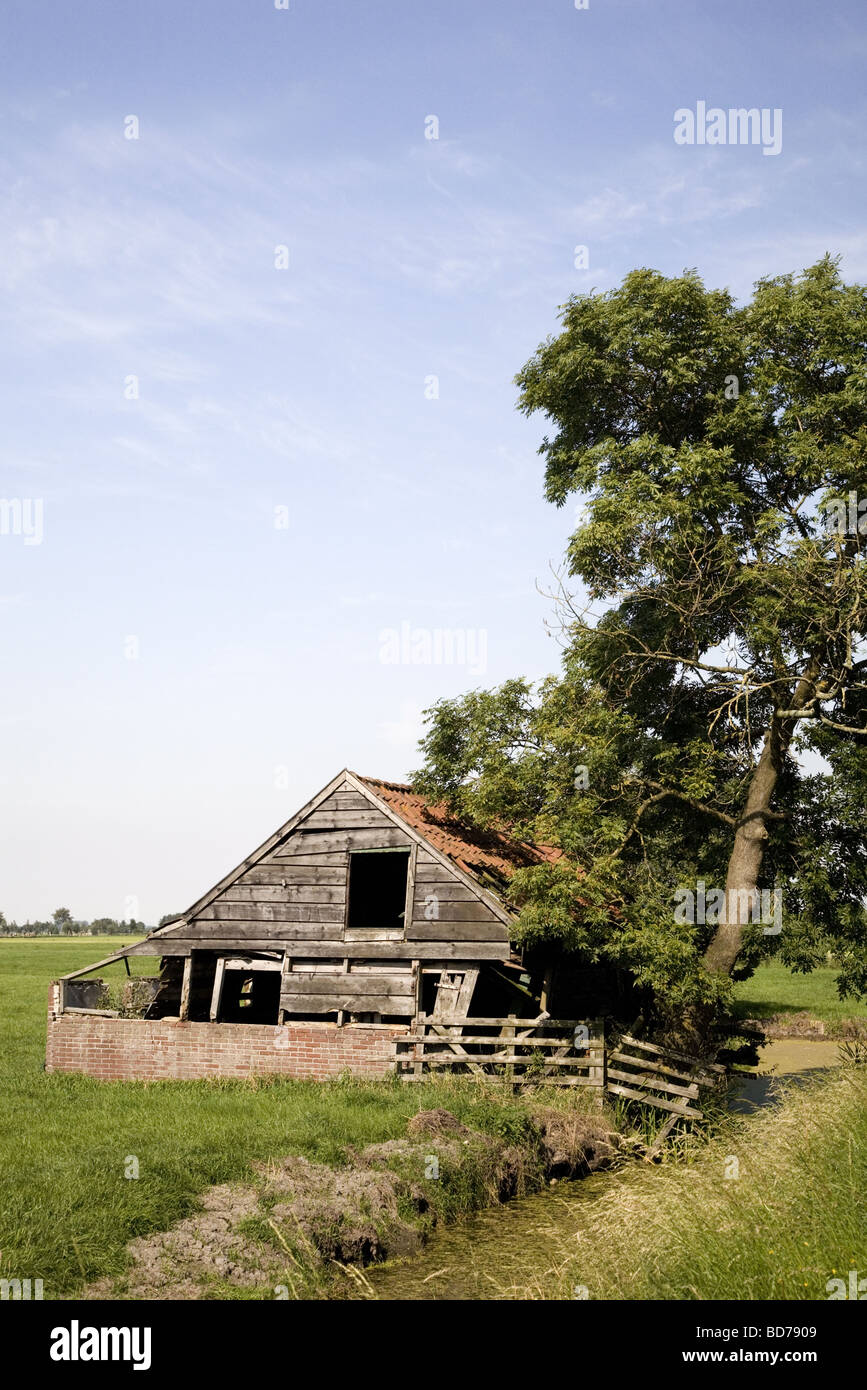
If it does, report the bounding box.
[497,1067,867,1300]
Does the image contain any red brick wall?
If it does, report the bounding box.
[45,985,408,1081]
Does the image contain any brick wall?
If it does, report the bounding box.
[45,985,409,1081]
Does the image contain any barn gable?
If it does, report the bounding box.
[153,770,513,954]
[58,770,559,1028]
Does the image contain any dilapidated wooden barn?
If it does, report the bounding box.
[47,770,633,1082]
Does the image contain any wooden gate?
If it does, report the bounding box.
[606,1034,726,1120]
[395,1015,606,1088]
[396,1019,726,1140]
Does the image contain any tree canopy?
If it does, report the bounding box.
[414,256,867,1023]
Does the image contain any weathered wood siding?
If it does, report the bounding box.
[153,780,512,1008]
[409,850,507,941]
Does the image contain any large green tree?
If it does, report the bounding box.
[414,257,867,1020]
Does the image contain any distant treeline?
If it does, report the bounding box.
[0,907,179,937]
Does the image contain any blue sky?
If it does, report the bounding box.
[1,0,865,922]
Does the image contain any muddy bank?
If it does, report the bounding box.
[740,1011,866,1040]
[86,1107,618,1300]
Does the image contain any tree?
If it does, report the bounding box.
[51,907,75,935]
[414,257,867,1021]
[90,918,120,935]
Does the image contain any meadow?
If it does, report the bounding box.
[2,938,864,1300]
[0,937,553,1297]
[731,959,867,1030]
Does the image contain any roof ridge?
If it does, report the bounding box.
[355,773,413,791]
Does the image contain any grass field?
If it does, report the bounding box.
[0,937,566,1298]
[731,960,867,1028]
[2,938,864,1301]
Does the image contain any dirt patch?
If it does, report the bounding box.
[87,1182,269,1302]
[406,1108,473,1139]
[85,1106,620,1300]
[262,1152,420,1265]
[532,1107,618,1176]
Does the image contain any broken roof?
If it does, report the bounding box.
[58,768,566,978]
[356,774,561,895]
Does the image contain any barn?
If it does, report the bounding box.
[46,770,625,1082]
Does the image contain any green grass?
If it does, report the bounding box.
[0,937,569,1298]
[501,1066,867,1300]
[731,960,867,1028]
[4,938,864,1302]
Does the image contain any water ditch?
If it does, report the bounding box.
[350,1040,844,1300]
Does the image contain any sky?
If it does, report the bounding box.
[1,0,865,923]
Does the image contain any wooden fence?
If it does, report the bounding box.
[396,1019,726,1124]
[395,1015,605,1088]
[606,1034,725,1120]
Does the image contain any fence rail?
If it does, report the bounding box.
[395,1015,605,1088]
[612,1034,725,1112]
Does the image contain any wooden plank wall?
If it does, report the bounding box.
[151,781,512,1017]
[409,849,506,943]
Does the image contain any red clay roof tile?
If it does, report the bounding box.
[356,774,560,899]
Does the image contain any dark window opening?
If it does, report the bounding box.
[219,969,281,1024]
[66,978,111,1010]
[148,957,185,1018]
[347,851,409,932]
[186,954,217,1022]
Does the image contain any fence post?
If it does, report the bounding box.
[414,1013,426,1077]
[590,1017,605,1107]
[503,1015,516,1081]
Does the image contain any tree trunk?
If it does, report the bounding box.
[703,664,818,976]
[702,722,783,974]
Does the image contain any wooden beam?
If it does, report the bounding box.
[407,921,510,942]
[453,968,479,1019]
[59,947,144,981]
[643,1113,679,1162]
[619,1034,726,1073]
[222,957,283,972]
[540,962,556,1014]
[605,1081,703,1119]
[178,956,193,1020]
[416,1014,584,1028]
[606,1067,700,1100]
[209,958,226,1022]
[610,1050,703,1087]
[277,953,291,1025]
[151,938,510,960]
[280,992,414,1015]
